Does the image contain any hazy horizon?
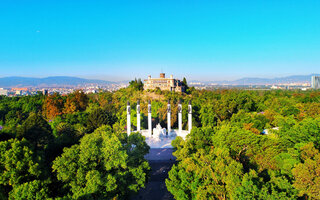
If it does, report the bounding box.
[1,1,319,81]
[0,73,319,83]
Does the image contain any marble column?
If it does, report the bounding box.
[137,100,141,132]
[148,100,152,137]
[127,101,131,136]
[167,99,171,135]
[178,99,182,135]
[188,100,192,133]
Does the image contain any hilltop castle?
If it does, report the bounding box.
[144,73,185,92]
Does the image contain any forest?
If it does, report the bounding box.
[1,83,320,199]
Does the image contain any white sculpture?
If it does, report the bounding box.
[153,124,167,139]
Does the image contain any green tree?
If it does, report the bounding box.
[8,180,49,200]
[279,117,320,149]
[0,139,42,198]
[166,147,243,200]
[235,170,298,200]
[129,78,144,91]
[86,108,115,132]
[17,113,53,150]
[53,122,79,149]
[52,126,150,199]
[292,143,320,199]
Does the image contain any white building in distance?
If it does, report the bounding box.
[311,76,320,89]
[0,88,8,96]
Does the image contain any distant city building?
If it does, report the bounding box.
[311,76,320,89]
[42,89,48,95]
[85,89,97,94]
[144,73,185,92]
[271,85,284,90]
[0,88,8,96]
[15,90,22,96]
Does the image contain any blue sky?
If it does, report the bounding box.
[0,0,319,81]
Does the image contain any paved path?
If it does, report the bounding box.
[131,148,176,200]
[144,148,176,161]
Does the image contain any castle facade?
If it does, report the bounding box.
[144,73,185,92]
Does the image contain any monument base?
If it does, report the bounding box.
[137,129,189,149]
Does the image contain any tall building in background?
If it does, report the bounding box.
[0,88,8,96]
[311,76,320,89]
[42,89,48,96]
[144,73,185,92]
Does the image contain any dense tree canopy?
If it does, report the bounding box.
[52,126,150,199]
[129,78,144,91]
[17,113,53,150]
[0,139,47,199]
[86,108,115,132]
[1,88,320,199]
[164,90,320,200]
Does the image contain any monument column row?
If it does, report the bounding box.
[126,100,192,136]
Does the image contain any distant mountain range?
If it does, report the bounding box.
[190,74,320,85]
[0,76,116,88]
[0,74,319,88]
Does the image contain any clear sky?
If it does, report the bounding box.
[0,0,319,81]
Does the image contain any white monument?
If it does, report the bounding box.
[126,99,192,148]
[188,100,192,133]
[137,100,141,132]
[178,99,182,135]
[127,101,131,135]
[153,123,166,140]
[167,100,171,134]
[148,100,152,137]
